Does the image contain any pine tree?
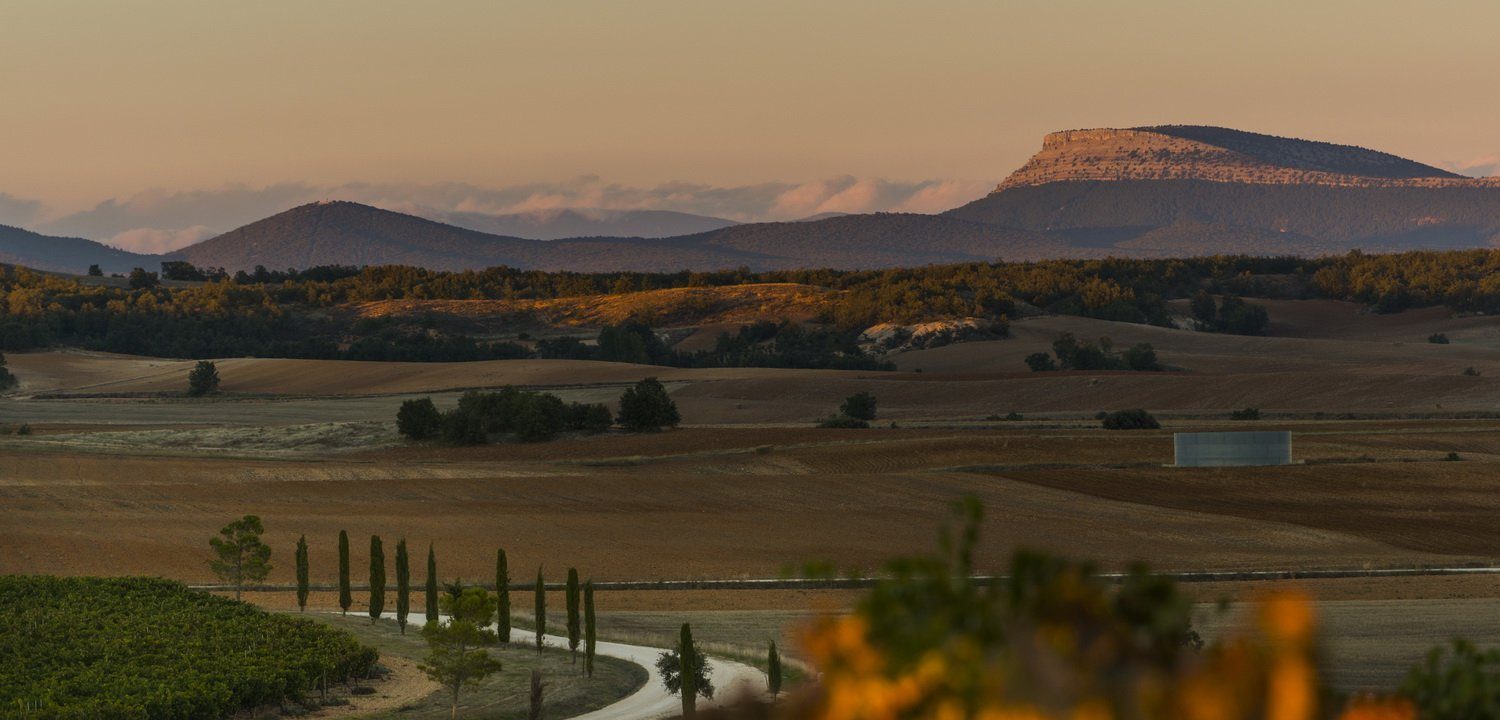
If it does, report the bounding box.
[768,641,782,697]
[425,544,439,626]
[207,515,272,602]
[535,567,546,655]
[337,530,351,615]
[294,535,309,612]
[395,538,411,635]
[566,567,581,666]
[680,623,697,718]
[368,535,385,624]
[496,549,511,644]
[584,580,597,678]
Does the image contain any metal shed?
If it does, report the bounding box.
[1173,431,1292,467]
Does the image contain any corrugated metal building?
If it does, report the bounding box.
[1174,431,1292,467]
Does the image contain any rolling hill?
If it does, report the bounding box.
[162,201,1073,272]
[0,225,152,274]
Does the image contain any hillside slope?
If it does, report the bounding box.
[422,207,739,240]
[0,225,153,274]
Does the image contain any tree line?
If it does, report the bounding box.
[211,515,774,718]
[397,377,681,445]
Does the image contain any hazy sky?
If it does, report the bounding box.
[3,1,1499,244]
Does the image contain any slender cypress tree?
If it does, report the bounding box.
[294,535,309,612]
[680,623,697,718]
[395,538,410,635]
[584,580,596,678]
[425,544,439,626]
[566,567,581,666]
[337,530,351,616]
[368,535,385,624]
[534,567,546,655]
[768,641,782,697]
[496,548,511,643]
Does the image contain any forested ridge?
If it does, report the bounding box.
[2,249,1497,362]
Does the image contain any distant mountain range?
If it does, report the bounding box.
[416,207,739,240]
[7,125,1500,275]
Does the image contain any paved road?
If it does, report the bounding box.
[379,612,766,720]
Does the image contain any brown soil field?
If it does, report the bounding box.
[3,421,1495,590]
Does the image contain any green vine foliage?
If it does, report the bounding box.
[0,576,377,719]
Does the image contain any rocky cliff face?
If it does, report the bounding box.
[993,126,1492,192]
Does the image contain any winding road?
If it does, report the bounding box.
[376,611,766,719]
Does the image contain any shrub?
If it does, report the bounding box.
[1230,407,1261,421]
[1445,452,1463,462]
[1122,343,1160,371]
[1101,408,1161,430]
[186,360,219,396]
[1428,333,1450,344]
[440,407,487,445]
[817,414,870,429]
[565,402,614,434]
[513,392,566,442]
[617,377,680,431]
[840,392,878,422]
[1400,639,1500,719]
[1464,366,1482,376]
[0,352,16,390]
[1024,352,1057,372]
[396,398,443,440]
[127,267,159,289]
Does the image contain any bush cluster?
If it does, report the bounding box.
[1101,408,1161,430]
[1027,333,1160,372]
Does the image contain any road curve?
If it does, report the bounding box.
[370,612,766,719]
[521,627,766,720]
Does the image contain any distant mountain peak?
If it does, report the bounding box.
[993,125,1485,192]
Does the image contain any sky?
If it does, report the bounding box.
[3,1,1498,250]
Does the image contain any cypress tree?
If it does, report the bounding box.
[566,567,581,666]
[534,567,546,655]
[496,548,511,643]
[425,544,439,626]
[680,623,697,718]
[768,641,782,697]
[368,535,385,624]
[294,535,309,612]
[395,538,410,635]
[337,530,351,616]
[584,580,596,678]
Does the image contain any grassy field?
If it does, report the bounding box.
[309,613,646,720]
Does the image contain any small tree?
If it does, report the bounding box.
[127,267,159,289]
[87,264,103,277]
[1101,408,1161,430]
[0,353,17,390]
[617,377,680,431]
[419,585,503,719]
[535,568,546,655]
[529,668,545,720]
[396,538,411,635]
[496,549,512,643]
[1024,352,1056,372]
[657,623,714,717]
[584,581,597,678]
[426,544,440,626]
[768,641,782,697]
[398,398,443,440]
[338,530,352,615]
[839,392,877,422]
[566,568,582,666]
[208,515,272,602]
[369,535,386,624]
[294,535,309,612]
[187,360,220,397]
